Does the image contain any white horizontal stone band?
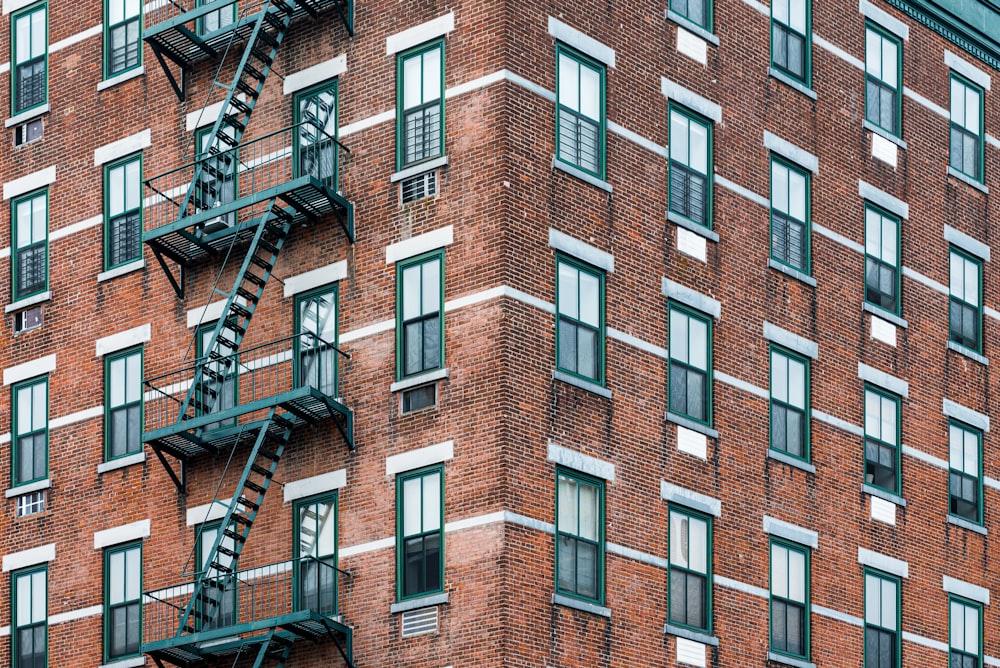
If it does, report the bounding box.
[549,228,614,273]
[283,54,347,95]
[763,516,818,549]
[2,544,55,572]
[858,362,909,398]
[385,225,454,265]
[93,130,151,166]
[943,575,990,605]
[4,165,56,200]
[548,16,616,67]
[943,398,989,432]
[858,547,909,578]
[284,470,347,502]
[945,50,991,91]
[386,12,455,55]
[663,279,721,318]
[283,260,347,297]
[186,499,232,526]
[944,224,990,262]
[859,0,908,40]
[661,78,722,123]
[93,520,150,549]
[95,324,151,357]
[859,180,908,219]
[661,481,721,516]
[763,322,818,359]
[3,354,56,386]
[763,131,818,173]
[386,440,454,476]
[548,442,616,482]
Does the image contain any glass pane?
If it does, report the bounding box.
[31,196,45,243]
[422,259,439,316]
[16,575,31,625]
[403,55,422,109]
[882,39,897,87]
[951,600,964,648]
[15,16,30,63]
[789,0,805,32]
[125,0,140,19]
[772,162,788,213]
[689,318,707,369]
[772,544,788,598]
[882,217,897,264]
[950,253,963,298]
[31,572,44,623]
[670,310,688,363]
[689,121,708,174]
[422,48,441,103]
[965,606,978,653]
[689,516,707,573]
[788,170,806,221]
[669,512,688,568]
[788,358,805,408]
[30,11,44,59]
[125,160,141,211]
[773,0,787,24]
[125,353,141,403]
[865,574,879,624]
[965,88,980,133]
[316,501,336,555]
[670,112,688,163]
[579,271,600,327]
[558,475,578,533]
[881,578,896,631]
[579,65,600,121]
[110,166,124,217]
[558,54,579,110]
[17,386,31,433]
[402,477,421,536]
[949,425,963,469]
[422,472,441,532]
[881,397,896,445]
[558,263,579,320]
[32,383,45,428]
[110,551,125,604]
[788,549,805,602]
[865,30,879,77]
[578,483,598,541]
[557,535,575,592]
[963,433,978,475]
[772,351,788,402]
[951,79,964,122]
[964,260,978,305]
[16,200,31,247]
[109,357,125,407]
[576,540,597,598]
[864,391,879,438]
[576,327,597,379]
[402,265,421,320]
[865,209,880,256]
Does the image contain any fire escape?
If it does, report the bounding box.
[137,0,355,665]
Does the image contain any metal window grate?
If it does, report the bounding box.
[110,212,142,267]
[16,490,45,517]
[17,243,46,297]
[401,606,438,637]
[15,60,45,113]
[401,170,438,203]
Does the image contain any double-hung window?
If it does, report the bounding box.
[669,0,710,30]
[397,41,444,169]
[864,387,900,494]
[296,286,338,397]
[11,4,46,115]
[104,543,141,661]
[397,465,443,599]
[949,421,982,525]
[770,158,810,273]
[13,566,46,668]
[949,249,981,353]
[13,377,47,486]
[396,251,443,379]
[669,106,712,229]
[295,81,338,184]
[105,0,140,77]
[770,539,809,660]
[669,304,712,425]
[556,256,605,384]
[771,0,809,84]
[105,154,142,270]
[196,323,237,428]
[195,126,237,230]
[556,46,605,178]
[195,0,234,36]
[770,347,809,461]
[12,190,48,302]
[950,75,983,182]
[950,597,981,668]
[864,205,900,315]
[106,348,142,460]
[865,24,901,137]
[295,494,338,615]
[864,570,899,668]
[196,520,237,629]
[556,468,604,603]
[668,507,711,632]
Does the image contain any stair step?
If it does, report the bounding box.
[222,318,246,337]
[234,79,261,99]
[230,302,254,320]
[244,480,266,495]
[229,96,253,115]
[235,286,260,304]
[250,463,273,477]
[272,0,294,14]
[258,447,281,461]
[221,113,246,134]
[222,529,246,543]
[257,239,280,255]
[230,513,253,526]
[258,29,280,48]
[215,131,238,148]
[272,413,294,429]
[215,335,237,351]
[244,62,268,82]
[243,272,267,287]
[209,561,233,574]
[250,46,274,67]
[216,544,238,558]
[237,496,259,511]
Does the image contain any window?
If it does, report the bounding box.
[196,0,234,36]
[556,469,604,603]
[864,205,900,315]
[11,3,46,115]
[865,24,901,136]
[12,190,48,302]
[669,304,712,425]
[864,570,899,668]
[196,323,236,428]
[950,597,981,668]
[669,106,712,229]
[196,521,236,629]
[194,125,236,231]
[949,421,981,524]
[396,465,443,600]
[556,256,605,384]
[771,0,809,84]
[295,494,337,615]
[668,507,711,632]
[397,40,444,169]
[770,347,809,461]
[295,286,338,397]
[864,387,900,494]
[104,0,140,77]
[295,81,338,183]
[12,566,46,668]
[13,377,47,486]
[556,45,605,178]
[105,154,142,270]
[770,158,810,273]
[770,539,809,660]
[106,348,142,460]
[949,249,981,353]
[950,75,983,182]
[104,543,141,661]
[396,251,443,380]
[670,0,710,30]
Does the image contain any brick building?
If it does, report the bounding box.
[0,0,996,664]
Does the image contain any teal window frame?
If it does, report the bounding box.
[195,519,238,630]
[770,156,811,274]
[105,347,143,461]
[949,74,984,183]
[293,79,338,183]
[12,376,47,487]
[949,596,982,667]
[555,44,606,179]
[12,189,48,302]
[668,302,713,426]
[294,284,339,398]
[864,204,901,316]
[104,153,143,270]
[864,22,902,137]
[195,0,234,36]
[103,0,141,78]
[396,464,444,601]
[194,124,237,228]
[293,493,338,616]
[103,542,142,662]
[12,565,46,668]
[668,505,712,633]
[555,467,605,605]
[948,248,982,354]
[769,345,810,462]
[864,385,900,494]
[11,3,47,115]
[668,104,713,229]
[771,0,811,85]
[556,254,606,385]
[669,0,711,31]
[948,420,982,525]
[395,250,444,380]
[396,39,444,170]
[196,322,237,428]
[864,568,900,668]
[769,538,810,660]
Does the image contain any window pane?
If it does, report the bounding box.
[789,0,805,32]
[402,265,421,320]
[578,483,598,541]
[125,160,141,211]
[669,511,689,568]
[109,357,125,406]
[964,260,978,305]
[30,11,44,59]
[881,397,896,445]
[31,572,44,623]
[15,16,30,63]
[881,578,896,631]
[772,162,788,213]
[670,113,688,163]
[865,30,879,77]
[422,48,440,104]
[689,121,708,174]
[773,0,787,24]
[951,600,964,648]
[402,477,421,536]
[689,318,707,369]
[865,574,879,624]
[422,472,441,532]
[670,310,688,363]
[402,55,422,109]
[16,575,31,625]
[110,551,125,604]
[579,65,600,121]
[558,55,578,110]
[965,606,978,653]
[32,383,46,428]
[788,549,805,603]
[689,516,707,573]
[772,352,788,402]
[771,544,788,598]
[963,434,978,475]
[558,263,579,320]
[788,358,805,408]
[965,88,980,133]
[881,39,897,87]
[788,170,806,221]
[558,475,577,533]
[421,259,439,316]
[110,166,124,217]
[125,353,141,403]
[578,271,600,327]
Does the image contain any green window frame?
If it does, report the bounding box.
[770,538,810,660]
[949,248,981,353]
[668,303,712,425]
[864,569,900,668]
[669,104,713,229]
[396,465,444,600]
[195,520,237,630]
[196,322,237,428]
[668,506,712,633]
[556,255,605,384]
[950,596,982,667]
[12,189,48,302]
[669,0,711,30]
[948,420,982,525]
[395,250,444,380]
[295,285,339,398]
[104,0,140,78]
[105,347,143,461]
[294,80,338,183]
[195,0,234,36]
[950,74,984,182]
[104,542,141,661]
[12,376,47,486]
[294,493,338,615]
[12,565,46,668]
[194,125,237,229]
[556,44,606,179]
[556,467,605,604]
[396,40,444,170]
[771,0,810,84]
[770,346,810,461]
[864,204,901,315]
[865,23,901,137]
[864,386,900,494]
[770,157,810,274]
[104,153,143,270]
[11,3,46,115]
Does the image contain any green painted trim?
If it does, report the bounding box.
[11,375,49,487]
[769,155,812,275]
[668,103,714,231]
[948,594,983,665]
[769,0,812,86]
[395,464,445,601]
[554,466,606,606]
[10,2,48,116]
[668,301,714,427]
[667,504,713,634]
[554,43,607,180]
[104,346,144,462]
[394,249,445,381]
[293,284,339,396]
[769,345,811,463]
[555,254,607,386]
[863,568,901,668]
[948,73,985,184]
[11,189,49,302]
[194,519,239,630]
[863,384,902,496]
[669,0,713,31]
[11,564,47,668]
[103,541,143,663]
[194,0,235,38]
[883,0,1000,70]
[769,537,811,661]
[947,419,983,525]
[395,39,445,171]
[863,203,902,316]
[948,246,983,353]
[103,153,144,271]
[293,79,339,184]
[102,0,142,79]
[292,492,339,615]
[864,22,903,138]
[195,320,239,430]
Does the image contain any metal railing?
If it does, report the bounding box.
[144,0,264,38]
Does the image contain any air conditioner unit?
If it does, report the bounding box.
[202,201,233,233]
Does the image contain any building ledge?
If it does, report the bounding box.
[863,121,907,149]
[552,158,613,193]
[666,412,718,439]
[553,370,612,398]
[768,68,817,100]
[948,514,986,536]
[99,655,146,668]
[390,592,448,614]
[768,259,816,287]
[767,449,815,474]
[552,593,611,618]
[97,452,146,475]
[5,291,51,314]
[98,259,145,283]
[668,210,719,242]
[390,155,448,183]
[97,66,145,92]
[862,484,906,507]
[390,368,449,393]
[863,302,908,328]
[664,623,719,646]
[768,652,815,668]
[6,478,50,499]
[5,104,49,129]
[947,166,988,194]
[665,10,719,45]
[948,341,988,366]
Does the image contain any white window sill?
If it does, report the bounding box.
[666,412,719,439]
[390,367,449,393]
[947,166,989,194]
[98,259,145,282]
[552,158,613,193]
[552,593,611,618]
[99,655,146,668]
[97,451,146,474]
[768,259,817,287]
[390,155,448,183]
[948,514,987,536]
[862,484,906,507]
[5,478,50,498]
[390,592,448,613]
[5,291,51,314]
[767,652,816,668]
[667,211,719,242]
[97,66,145,92]
[862,302,907,328]
[5,104,49,128]
[863,121,907,149]
[767,448,816,474]
[948,340,988,366]
[768,68,817,100]
[664,623,719,646]
[553,370,612,399]
[665,10,719,45]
